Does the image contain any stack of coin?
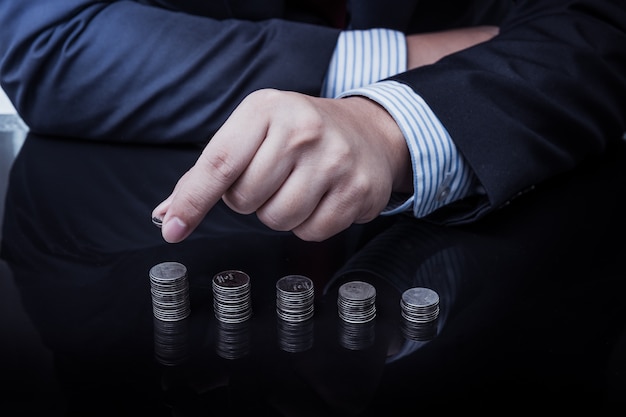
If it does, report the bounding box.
[276,275,315,323]
[212,270,252,323]
[400,287,440,324]
[149,261,191,321]
[337,281,376,323]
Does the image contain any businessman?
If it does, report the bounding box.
[1,1,625,242]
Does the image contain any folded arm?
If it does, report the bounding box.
[0,1,340,143]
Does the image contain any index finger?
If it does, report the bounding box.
[157,107,269,243]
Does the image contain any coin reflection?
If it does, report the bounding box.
[338,319,376,351]
[276,317,314,353]
[153,316,190,366]
[215,320,251,360]
[400,317,439,342]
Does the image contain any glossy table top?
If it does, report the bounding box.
[1,130,625,414]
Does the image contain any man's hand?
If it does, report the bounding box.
[153,89,411,242]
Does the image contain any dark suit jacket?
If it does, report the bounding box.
[1,0,625,223]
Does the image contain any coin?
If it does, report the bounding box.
[152,216,163,228]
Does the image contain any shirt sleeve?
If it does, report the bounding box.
[323,29,483,219]
[321,29,406,98]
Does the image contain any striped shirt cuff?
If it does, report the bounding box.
[321,29,407,98]
[338,81,478,218]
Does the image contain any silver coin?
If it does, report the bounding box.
[402,287,439,308]
[401,308,439,323]
[338,281,376,302]
[212,270,250,289]
[338,308,377,324]
[151,289,189,300]
[215,310,253,324]
[276,307,314,323]
[152,216,163,228]
[150,262,187,281]
[276,275,314,293]
[153,305,191,321]
[214,300,251,314]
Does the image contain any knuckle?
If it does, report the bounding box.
[245,88,282,108]
[295,111,324,139]
[256,207,291,231]
[202,148,240,186]
[293,215,349,242]
[340,173,371,203]
[293,227,327,242]
[323,141,353,171]
[223,189,256,214]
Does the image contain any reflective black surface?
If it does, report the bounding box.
[1,133,625,415]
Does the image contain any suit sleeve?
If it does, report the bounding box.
[390,0,626,222]
[0,1,341,143]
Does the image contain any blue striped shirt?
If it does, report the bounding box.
[321,29,481,218]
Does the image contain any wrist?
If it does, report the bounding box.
[345,96,413,193]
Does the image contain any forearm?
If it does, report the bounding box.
[0,1,340,143]
[396,0,626,220]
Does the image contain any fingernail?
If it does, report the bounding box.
[162,216,188,243]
